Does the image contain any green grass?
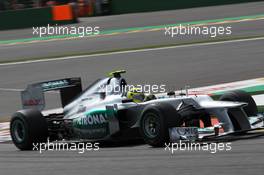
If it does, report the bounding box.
[258,106,264,113]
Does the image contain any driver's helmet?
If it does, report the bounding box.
[126,88,145,103]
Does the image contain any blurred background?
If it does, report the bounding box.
[0,0,110,16]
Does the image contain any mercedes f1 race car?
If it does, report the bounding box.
[10,70,264,150]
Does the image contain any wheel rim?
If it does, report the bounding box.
[12,119,26,143]
[143,113,159,138]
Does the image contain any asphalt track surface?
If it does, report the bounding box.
[1,19,264,62]
[1,2,264,61]
[0,2,264,175]
[0,137,264,175]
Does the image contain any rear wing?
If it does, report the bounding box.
[21,77,82,111]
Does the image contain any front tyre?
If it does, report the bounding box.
[140,103,180,147]
[219,90,257,116]
[10,109,48,150]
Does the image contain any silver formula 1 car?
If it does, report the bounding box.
[10,70,264,150]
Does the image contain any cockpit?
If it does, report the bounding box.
[78,70,127,98]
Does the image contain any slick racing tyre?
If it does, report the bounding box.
[10,109,48,150]
[219,90,257,117]
[140,103,181,147]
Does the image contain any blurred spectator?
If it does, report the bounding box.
[40,0,75,7]
[94,0,101,15]
[0,0,8,10]
[18,0,33,7]
[0,0,109,16]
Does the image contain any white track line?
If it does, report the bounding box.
[0,36,264,67]
[0,88,58,94]
[0,88,23,92]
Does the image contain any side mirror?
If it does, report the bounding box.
[99,92,106,99]
[122,99,133,103]
[167,91,175,96]
[81,97,90,101]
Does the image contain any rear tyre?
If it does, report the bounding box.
[219,90,257,117]
[10,109,48,150]
[140,103,180,147]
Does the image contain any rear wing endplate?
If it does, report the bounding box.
[21,77,82,111]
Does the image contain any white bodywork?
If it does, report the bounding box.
[62,77,248,134]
